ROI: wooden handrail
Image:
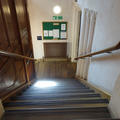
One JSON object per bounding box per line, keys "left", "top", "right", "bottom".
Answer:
{"left": 0, "top": 49, "right": 37, "bottom": 61}
{"left": 75, "top": 42, "right": 120, "bottom": 60}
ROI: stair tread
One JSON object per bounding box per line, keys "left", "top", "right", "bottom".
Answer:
{"left": 5, "top": 103, "right": 108, "bottom": 111}
{"left": 12, "top": 94, "right": 101, "bottom": 101}
{"left": 4, "top": 98, "right": 109, "bottom": 107}
{"left": 9, "top": 97, "right": 103, "bottom": 103}
{"left": 24, "top": 88, "right": 91, "bottom": 92}
{"left": 19, "top": 92, "right": 98, "bottom": 96}
{"left": 3, "top": 111, "right": 111, "bottom": 120}
{"left": 22, "top": 89, "right": 95, "bottom": 94}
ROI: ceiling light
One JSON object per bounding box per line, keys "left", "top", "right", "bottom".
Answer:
{"left": 53, "top": 5, "right": 61, "bottom": 14}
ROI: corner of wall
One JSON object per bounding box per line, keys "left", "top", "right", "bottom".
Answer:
{"left": 108, "top": 74, "right": 120, "bottom": 118}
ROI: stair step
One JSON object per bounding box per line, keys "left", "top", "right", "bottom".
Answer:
{"left": 28, "top": 83, "right": 88, "bottom": 87}
{"left": 8, "top": 97, "right": 102, "bottom": 103}
{"left": 4, "top": 99, "right": 109, "bottom": 107}
{"left": 25, "top": 86, "right": 90, "bottom": 91}
{"left": 18, "top": 92, "right": 100, "bottom": 96}
{"left": 24, "top": 88, "right": 91, "bottom": 93}
{"left": 5, "top": 107, "right": 110, "bottom": 113}
{"left": 22, "top": 89, "right": 95, "bottom": 94}
{"left": 12, "top": 93, "right": 101, "bottom": 100}
{"left": 3, "top": 111, "right": 111, "bottom": 120}
{"left": 5, "top": 103, "right": 108, "bottom": 112}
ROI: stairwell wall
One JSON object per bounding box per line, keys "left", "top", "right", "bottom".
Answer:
{"left": 77, "top": 0, "right": 120, "bottom": 118}
{"left": 27, "top": 0, "right": 73, "bottom": 59}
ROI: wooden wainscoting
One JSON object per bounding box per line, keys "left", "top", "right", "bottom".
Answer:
{"left": 0, "top": 0, "right": 35, "bottom": 99}
{"left": 35, "top": 61, "right": 76, "bottom": 79}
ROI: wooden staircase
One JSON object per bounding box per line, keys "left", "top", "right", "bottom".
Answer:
{"left": 2, "top": 78, "right": 112, "bottom": 120}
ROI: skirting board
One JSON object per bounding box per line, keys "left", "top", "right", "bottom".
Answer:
{"left": 0, "top": 100, "right": 4, "bottom": 119}
{"left": 76, "top": 76, "right": 111, "bottom": 100}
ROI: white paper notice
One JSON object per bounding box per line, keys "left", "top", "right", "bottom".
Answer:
{"left": 61, "top": 24, "right": 66, "bottom": 31}
{"left": 44, "top": 30, "right": 48, "bottom": 37}
{"left": 61, "top": 32, "right": 67, "bottom": 39}
{"left": 53, "top": 29, "right": 59, "bottom": 38}
{"left": 49, "top": 31, "right": 53, "bottom": 37}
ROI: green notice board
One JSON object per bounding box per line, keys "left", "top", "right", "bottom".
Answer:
{"left": 42, "top": 22, "right": 67, "bottom": 40}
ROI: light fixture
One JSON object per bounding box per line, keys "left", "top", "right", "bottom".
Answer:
{"left": 34, "top": 81, "right": 57, "bottom": 88}
{"left": 53, "top": 5, "right": 61, "bottom": 14}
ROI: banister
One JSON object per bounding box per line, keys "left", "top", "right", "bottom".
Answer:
{"left": 75, "top": 42, "right": 120, "bottom": 60}
{"left": 0, "top": 49, "right": 37, "bottom": 61}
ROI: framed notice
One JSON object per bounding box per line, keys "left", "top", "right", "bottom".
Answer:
{"left": 42, "top": 22, "right": 67, "bottom": 40}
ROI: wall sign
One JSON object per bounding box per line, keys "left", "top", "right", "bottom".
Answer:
{"left": 37, "top": 36, "right": 42, "bottom": 40}
{"left": 53, "top": 16, "right": 63, "bottom": 20}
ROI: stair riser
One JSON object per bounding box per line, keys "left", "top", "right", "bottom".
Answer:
{"left": 4, "top": 99, "right": 109, "bottom": 107}
{"left": 22, "top": 90, "right": 95, "bottom": 95}
{"left": 11, "top": 94, "right": 101, "bottom": 100}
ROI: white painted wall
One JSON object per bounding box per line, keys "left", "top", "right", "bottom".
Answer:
{"left": 27, "top": 0, "right": 73, "bottom": 59}
{"left": 109, "top": 75, "right": 120, "bottom": 118}
{"left": 77, "top": 0, "right": 120, "bottom": 118}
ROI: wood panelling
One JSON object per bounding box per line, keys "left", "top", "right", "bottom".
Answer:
{"left": 0, "top": 1, "right": 11, "bottom": 70}
{"left": 14, "top": 0, "right": 32, "bottom": 56}
{"left": 0, "top": 0, "right": 21, "bottom": 53}
{"left": 26, "top": 59, "right": 35, "bottom": 82}
{"left": 14, "top": 0, "right": 35, "bottom": 82}
{"left": 0, "top": 58, "right": 26, "bottom": 98}
{"left": 0, "top": 0, "right": 35, "bottom": 99}
{"left": 0, "top": 9, "right": 10, "bottom": 51}
{"left": 35, "top": 61, "right": 76, "bottom": 79}
{"left": 44, "top": 43, "right": 67, "bottom": 58}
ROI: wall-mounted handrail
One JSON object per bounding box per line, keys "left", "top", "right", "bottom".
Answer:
{"left": 75, "top": 42, "right": 120, "bottom": 60}
{"left": 0, "top": 49, "right": 37, "bottom": 61}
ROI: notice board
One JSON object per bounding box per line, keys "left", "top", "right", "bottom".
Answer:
{"left": 42, "top": 22, "right": 67, "bottom": 40}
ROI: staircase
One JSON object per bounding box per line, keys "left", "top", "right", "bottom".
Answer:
{"left": 2, "top": 78, "right": 112, "bottom": 120}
